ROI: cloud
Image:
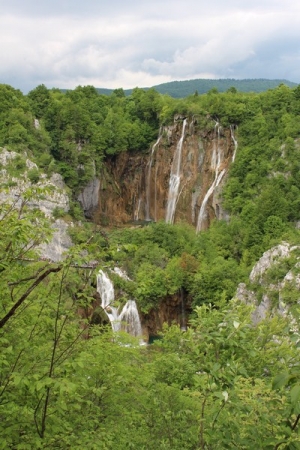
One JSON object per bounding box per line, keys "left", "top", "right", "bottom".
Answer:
{"left": 0, "top": 0, "right": 299, "bottom": 92}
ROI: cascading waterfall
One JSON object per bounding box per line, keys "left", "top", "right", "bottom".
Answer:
{"left": 165, "top": 119, "right": 187, "bottom": 224}
{"left": 134, "top": 197, "right": 142, "bottom": 221}
{"left": 119, "top": 300, "right": 143, "bottom": 337}
{"left": 97, "top": 269, "right": 143, "bottom": 338}
{"left": 196, "top": 123, "right": 226, "bottom": 233}
{"left": 230, "top": 125, "right": 238, "bottom": 162}
{"left": 145, "top": 131, "right": 162, "bottom": 221}
{"left": 97, "top": 270, "right": 120, "bottom": 332}
{"left": 210, "top": 121, "right": 219, "bottom": 170}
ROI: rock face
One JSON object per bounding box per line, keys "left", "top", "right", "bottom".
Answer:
{"left": 249, "top": 243, "right": 295, "bottom": 284}
{"left": 142, "top": 291, "right": 192, "bottom": 340}
{"left": 39, "top": 219, "right": 72, "bottom": 262}
{"left": 0, "top": 149, "right": 69, "bottom": 216}
{"left": 79, "top": 117, "right": 236, "bottom": 230}
{"left": 0, "top": 147, "right": 72, "bottom": 261}
{"left": 236, "top": 242, "right": 300, "bottom": 324}
{"left": 78, "top": 178, "right": 100, "bottom": 219}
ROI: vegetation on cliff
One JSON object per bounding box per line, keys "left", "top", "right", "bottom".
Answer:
{"left": 1, "top": 199, "right": 300, "bottom": 448}
{"left": 1, "top": 81, "right": 300, "bottom": 310}
{"left": 1, "top": 81, "right": 300, "bottom": 447}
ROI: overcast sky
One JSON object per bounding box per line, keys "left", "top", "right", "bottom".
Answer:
{"left": 1, "top": 0, "right": 300, "bottom": 93}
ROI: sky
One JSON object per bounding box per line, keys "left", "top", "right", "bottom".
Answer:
{"left": 1, "top": 0, "right": 300, "bottom": 93}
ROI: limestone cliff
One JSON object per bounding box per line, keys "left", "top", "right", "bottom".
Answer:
{"left": 141, "top": 290, "right": 193, "bottom": 340}
{"left": 0, "top": 148, "right": 72, "bottom": 261}
{"left": 236, "top": 242, "right": 300, "bottom": 325}
{"left": 79, "top": 116, "right": 236, "bottom": 230}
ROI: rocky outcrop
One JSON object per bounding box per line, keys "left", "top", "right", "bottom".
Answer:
{"left": 0, "top": 147, "right": 72, "bottom": 261}
{"left": 236, "top": 242, "right": 300, "bottom": 324}
{"left": 79, "top": 116, "right": 236, "bottom": 230}
{"left": 39, "top": 219, "right": 73, "bottom": 262}
{"left": 249, "top": 243, "right": 296, "bottom": 284}
{"left": 142, "top": 291, "right": 192, "bottom": 340}
{"left": 78, "top": 178, "right": 100, "bottom": 219}
{"left": 0, "top": 149, "right": 69, "bottom": 216}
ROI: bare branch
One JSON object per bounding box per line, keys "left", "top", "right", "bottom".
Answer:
{"left": 0, "top": 266, "right": 61, "bottom": 329}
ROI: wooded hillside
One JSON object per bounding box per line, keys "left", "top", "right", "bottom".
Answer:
{"left": 1, "top": 82, "right": 300, "bottom": 448}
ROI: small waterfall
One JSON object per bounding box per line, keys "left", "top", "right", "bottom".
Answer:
{"left": 210, "top": 121, "right": 219, "bottom": 170}
{"left": 119, "top": 300, "right": 143, "bottom": 337}
{"left": 112, "top": 266, "right": 130, "bottom": 280}
{"left": 134, "top": 197, "right": 142, "bottom": 221}
{"left": 97, "top": 269, "right": 143, "bottom": 338}
{"left": 196, "top": 123, "right": 226, "bottom": 232}
{"left": 97, "top": 270, "right": 120, "bottom": 332}
{"left": 145, "top": 131, "right": 162, "bottom": 221}
{"left": 165, "top": 119, "right": 187, "bottom": 224}
{"left": 230, "top": 125, "right": 238, "bottom": 162}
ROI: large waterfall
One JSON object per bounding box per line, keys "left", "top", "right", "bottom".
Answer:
{"left": 95, "top": 116, "right": 235, "bottom": 230}
{"left": 145, "top": 131, "right": 162, "bottom": 221}
{"left": 97, "top": 269, "right": 143, "bottom": 338}
{"left": 165, "top": 119, "right": 187, "bottom": 224}
{"left": 196, "top": 123, "right": 226, "bottom": 232}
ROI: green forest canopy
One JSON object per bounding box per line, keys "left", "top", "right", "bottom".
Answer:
{"left": 1, "top": 199, "right": 300, "bottom": 448}
{"left": 1, "top": 81, "right": 300, "bottom": 447}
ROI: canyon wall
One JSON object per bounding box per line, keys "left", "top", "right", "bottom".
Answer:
{"left": 80, "top": 116, "right": 236, "bottom": 230}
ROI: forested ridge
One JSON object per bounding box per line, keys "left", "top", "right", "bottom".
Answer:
{"left": 77, "top": 78, "right": 297, "bottom": 98}
{"left": 1, "top": 82, "right": 300, "bottom": 448}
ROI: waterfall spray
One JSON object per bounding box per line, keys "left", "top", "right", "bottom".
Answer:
{"left": 196, "top": 123, "right": 226, "bottom": 232}
{"left": 145, "top": 131, "right": 162, "bottom": 221}
{"left": 165, "top": 119, "right": 187, "bottom": 224}
{"left": 230, "top": 125, "right": 238, "bottom": 163}
{"left": 97, "top": 269, "right": 143, "bottom": 338}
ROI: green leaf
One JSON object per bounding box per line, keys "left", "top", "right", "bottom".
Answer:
{"left": 290, "top": 384, "right": 300, "bottom": 409}
{"left": 272, "top": 371, "right": 290, "bottom": 390}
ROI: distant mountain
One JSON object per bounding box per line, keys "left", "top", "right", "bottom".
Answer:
{"left": 94, "top": 78, "right": 298, "bottom": 98}
{"left": 151, "top": 78, "right": 298, "bottom": 97}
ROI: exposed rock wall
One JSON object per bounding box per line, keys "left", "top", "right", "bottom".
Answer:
{"left": 78, "top": 178, "right": 100, "bottom": 219}
{"left": 141, "top": 291, "right": 192, "bottom": 340}
{"left": 80, "top": 117, "right": 236, "bottom": 230}
{"left": 236, "top": 242, "right": 300, "bottom": 324}
{"left": 0, "top": 147, "right": 72, "bottom": 261}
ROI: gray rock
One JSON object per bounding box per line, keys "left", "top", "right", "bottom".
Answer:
{"left": 0, "top": 148, "right": 72, "bottom": 262}
{"left": 236, "top": 242, "right": 300, "bottom": 325}
{"left": 39, "top": 219, "right": 73, "bottom": 262}
{"left": 78, "top": 178, "right": 100, "bottom": 218}
{"left": 249, "top": 243, "right": 293, "bottom": 283}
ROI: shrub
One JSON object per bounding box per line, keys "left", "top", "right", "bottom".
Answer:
{"left": 27, "top": 167, "right": 40, "bottom": 184}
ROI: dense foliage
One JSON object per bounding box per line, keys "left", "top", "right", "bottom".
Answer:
{"left": 1, "top": 198, "right": 300, "bottom": 449}
{"left": 1, "top": 81, "right": 300, "bottom": 307}
{"left": 1, "top": 81, "right": 300, "bottom": 447}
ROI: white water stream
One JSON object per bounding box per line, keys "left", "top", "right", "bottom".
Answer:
{"left": 165, "top": 119, "right": 187, "bottom": 224}
{"left": 134, "top": 197, "right": 142, "bottom": 222}
{"left": 196, "top": 123, "right": 226, "bottom": 232}
{"left": 230, "top": 125, "right": 238, "bottom": 163}
{"left": 145, "top": 132, "right": 162, "bottom": 221}
{"left": 97, "top": 269, "right": 143, "bottom": 338}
